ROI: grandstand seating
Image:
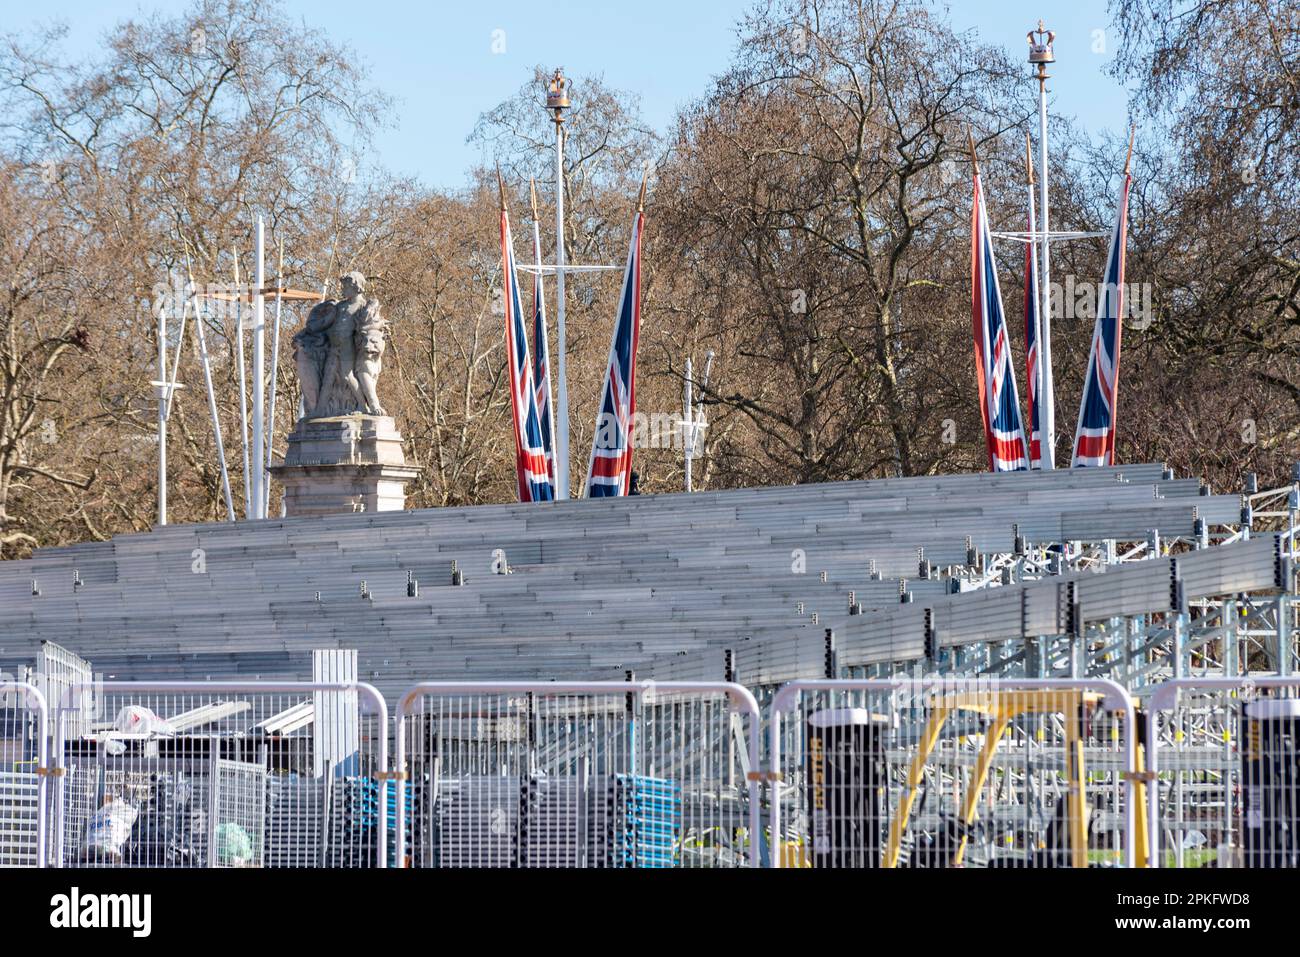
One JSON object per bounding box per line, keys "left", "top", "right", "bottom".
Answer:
{"left": 0, "top": 463, "right": 1272, "bottom": 702}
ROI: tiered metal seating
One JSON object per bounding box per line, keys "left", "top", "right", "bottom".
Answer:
{"left": 0, "top": 464, "right": 1262, "bottom": 699}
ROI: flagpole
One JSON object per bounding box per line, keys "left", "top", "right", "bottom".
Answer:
{"left": 1114, "top": 127, "right": 1136, "bottom": 467}
{"left": 684, "top": 356, "right": 693, "bottom": 492}
{"left": 1068, "top": 134, "right": 1134, "bottom": 469}
{"left": 232, "top": 249, "right": 252, "bottom": 516}
{"left": 1025, "top": 131, "right": 1043, "bottom": 469}
{"left": 682, "top": 349, "right": 713, "bottom": 492}
{"left": 967, "top": 130, "right": 994, "bottom": 471}
{"left": 156, "top": 303, "right": 168, "bottom": 526}
{"left": 546, "top": 69, "right": 571, "bottom": 499}
{"left": 185, "top": 247, "right": 236, "bottom": 522}
{"left": 264, "top": 235, "right": 285, "bottom": 518}
{"left": 582, "top": 172, "right": 648, "bottom": 497}
{"left": 1030, "top": 22, "right": 1057, "bottom": 469}
{"left": 151, "top": 294, "right": 188, "bottom": 524}
{"left": 498, "top": 168, "right": 523, "bottom": 502}
{"left": 252, "top": 215, "right": 266, "bottom": 519}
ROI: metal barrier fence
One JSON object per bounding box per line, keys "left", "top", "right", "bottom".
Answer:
{"left": 1147, "top": 677, "right": 1300, "bottom": 868}
{"left": 49, "top": 681, "right": 388, "bottom": 868}
{"left": 395, "top": 681, "right": 762, "bottom": 868}
{"left": 768, "top": 678, "right": 1138, "bottom": 868}
{"left": 12, "top": 674, "right": 1300, "bottom": 869}
{"left": 0, "top": 682, "right": 49, "bottom": 868}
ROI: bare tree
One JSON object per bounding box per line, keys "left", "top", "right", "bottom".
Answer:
{"left": 651, "top": 0, "right": 1030, "bottom": 483}
{"left": 1106, "top": 0, "right": 1300, "bottom": 486}
{"left": 0, "top": 0, "right": 391, "bottom": 545}
{"left": 0, "top": 164, "right": 98, "bottom": 551}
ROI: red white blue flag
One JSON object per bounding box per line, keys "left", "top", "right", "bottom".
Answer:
{"left": 1071, "top": 172, "right": 1131, "bottom": 468}
{"left": 530, "top": 205, "right": 557, "bottom": 485}
{"left": 971, "top": 171, "right": 1029, "bottom": 471}
{"left": 500, "top": 193, "right": 555, "bottom": 502}
{"left": 584, "top": 196, "right": 644, "bottom": 497}
{"left": 1024, "top": 185, "right": 1044, "bottom": 469}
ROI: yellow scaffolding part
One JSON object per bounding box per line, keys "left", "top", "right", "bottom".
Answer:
{"left": 883, "top": 690, "right": 1104, "bottom": 869}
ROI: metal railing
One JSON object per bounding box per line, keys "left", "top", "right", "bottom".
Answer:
{"left": 1146, "top": 676, "right": 1300, "bottom": 868}
{"left": 768, "top": 678, "right": 1138, "bottom": 868}
{"left": 49, "top": 681, "right": 388, "bottom": 868}
{"left": 394, "top": 681, "right": 761, "bottom": 868}
{"left": 9, "top": 673, "right": 1300, "bottom": 868}
{"left": 0, "top": 681, "right": 49, "bottom": 868}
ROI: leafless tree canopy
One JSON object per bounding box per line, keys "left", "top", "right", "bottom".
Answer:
{"left": 0, "top": 0, "right": 1294, "bottom": 556}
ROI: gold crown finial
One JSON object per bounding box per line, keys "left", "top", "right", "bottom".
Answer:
{"left": 1028, "top": 22, "right": 1055, "bottom": 71}
{"left": 546, "top": 68, "right": 570, "bottom": 123}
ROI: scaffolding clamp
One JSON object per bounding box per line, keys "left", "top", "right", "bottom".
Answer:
{"left": 746, "top": 771, "right": 782, "bottom": 782}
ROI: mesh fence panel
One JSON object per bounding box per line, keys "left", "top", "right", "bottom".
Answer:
{"left": 770, "top": 679, "right": 1135, "bottom": 868}
{"left": 398, "top": 683, "right": 757, "bottom": 868}
{"left": 0, "top": 683, "right": 47, "bottom": 868}
{"left": 1151, "top": 679, "right": 1300, "bottom": 868}
{"left": 51, "top": 683, "right": 386, "bottom": 869}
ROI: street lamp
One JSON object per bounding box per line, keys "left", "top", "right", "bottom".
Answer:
{"left": 1027, "top": 21, "right": 1057, "bottom": 469}
{"left": 546, "top": 69, "right": 573, "bottom": 498}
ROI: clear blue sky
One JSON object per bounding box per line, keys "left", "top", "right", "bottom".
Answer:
{"left": 15, "top": 1, "right": 1131, "bottom": 189}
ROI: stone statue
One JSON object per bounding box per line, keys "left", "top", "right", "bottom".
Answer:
{"left": 294, "top": 271, "right": 388, "bottom": 418}
{"left": 275, "top": 271, "right": 415, "bottom": 517}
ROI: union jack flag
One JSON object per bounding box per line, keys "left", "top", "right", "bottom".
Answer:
{"left": 530, "top": 207, "right": 557, "bottom": 484}
{"left": 500, "top": 195, "right": 555, "bottom": 502}
{"left": 584, "top": 199, "right": 644, "bottom": 497}
{"left": 1071, "top": 172, "right": 1131, "bottom": 468}
{"left": 1024, "top": 185, "right": 1044, "bottom": 469}
{"left": 971, "top": 172, "right": 1029, "bottom": 471}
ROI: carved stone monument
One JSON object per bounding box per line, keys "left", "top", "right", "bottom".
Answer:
{"left": 270, "top": 272, "right": 419, "bottom": 516}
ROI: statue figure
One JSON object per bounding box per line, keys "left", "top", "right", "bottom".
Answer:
{"left": 294, "top": 300, "right": 333, "bottom": 415}
{"left": 354, "top": 299, "right": 388, "bottom": 416}
{"left": 293, "top": 271, "right": 388, "bottom": 418}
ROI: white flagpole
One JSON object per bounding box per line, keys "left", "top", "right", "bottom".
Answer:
{"left": 553, "top": 119, "right": 569, "bottom": 499}
{"left": 1026, "top": 133, "right": 1043, "bottom": 469}
{"left": 697, "top": 350, "right": 713, "bottom": 485}
{"left": 252, "top": 216, "right": 266, "bottom": 520}
{"left": 156, "top": 304, "right": 168, "bottom": 526}
{"left": 166, "top": 287, "right": 187, "bottom": 412}
{"left": 185, "top": 251, "right": 236, "bottom": 521}
{"left": 1030, "top": 22, "right": 1057, "bottom": 470}
{"left": 582, "top": 175, "right": 647, "bottom": 498}
{"left": 683, "top": 356, "right": 693, "bottom": 492}
{"left": 547, "top": 69, "right": 571, "bottom": 499}
{"left": 264, "top": 236, "right": 285, "bottom": 517}
{"left": 232, "top": 249, "right": 252, "bottom": 517}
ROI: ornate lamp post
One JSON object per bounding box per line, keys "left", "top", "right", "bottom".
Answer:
{"left": 1028, "top": 22, "right": 1057, "bottom": 468}
{"left": 546, "top": 69, "right": 572, "bottom": 498}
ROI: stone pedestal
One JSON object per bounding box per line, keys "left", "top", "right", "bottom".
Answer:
{"left": 270, "top": 415, "right": 420, "bottom": 517}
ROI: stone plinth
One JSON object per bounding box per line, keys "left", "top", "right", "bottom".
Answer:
{"left": 270, "top": 415, "right": 420, "bottom": 517}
